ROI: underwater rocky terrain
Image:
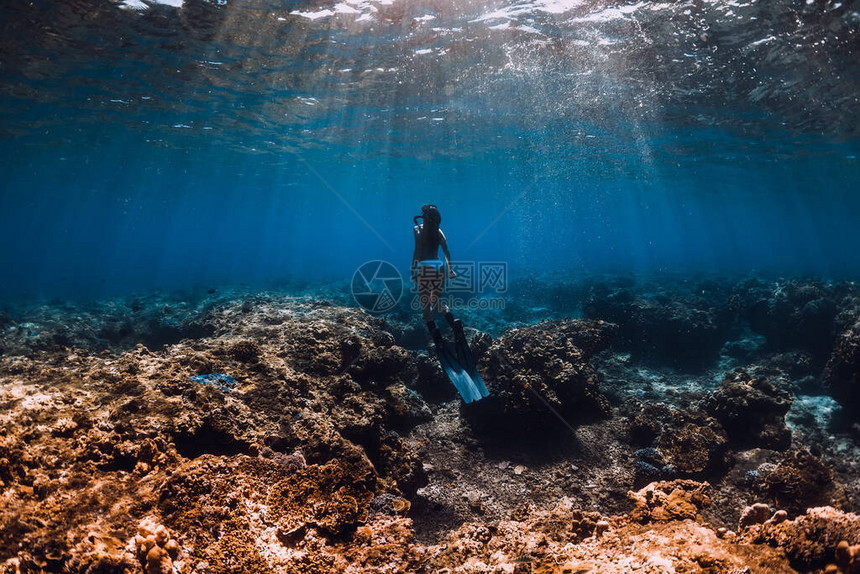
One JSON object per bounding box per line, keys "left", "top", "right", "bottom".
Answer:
{"left": 1, "top": 276, "right": 860, "bottom": 573}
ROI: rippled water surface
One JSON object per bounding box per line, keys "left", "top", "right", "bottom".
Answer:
{"left": 1, "top": 0, "right": 858, "bottom": 298}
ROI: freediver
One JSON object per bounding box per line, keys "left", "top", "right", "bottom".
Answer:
{"left": 412, "top": 204, "right": 456, "bottom": 329}
{"left": 411, "top": 204, "right": 489, "bottom": 403}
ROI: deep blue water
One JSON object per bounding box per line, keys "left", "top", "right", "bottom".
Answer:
{"left": 1, "top": 0, "right": 859, "bottom": 301}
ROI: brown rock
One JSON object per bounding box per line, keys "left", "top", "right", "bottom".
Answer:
{"left": 739, "top": 503, "right": 772, "bottom": 529}
{"left": 145, "top": 545, "right": 172, "bottom": 574}
{"left": 628, "top": 480, "right": 712, "bottom": 523}
{"left": 742, "top": 506, "right": 860, "bottom": 570}
{"left": 835, "top": 539, "right": 860, "bottom": 574}
{"left": 466, "top": 319, "right": 616, "bottom": 438}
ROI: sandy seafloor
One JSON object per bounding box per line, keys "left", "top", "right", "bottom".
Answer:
{"left": 1, "top": 274, "right": 859, "bottom": 573}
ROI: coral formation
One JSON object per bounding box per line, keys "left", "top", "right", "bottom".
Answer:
{"left": 465, "top": 319, "right": 616, "bottom": 437}
{"left": 627, "top": 479, "right": 712, "bottom": 523}
{"left": 624, "top": 402, "right": 729, "bottom": 480}
{"left": 736, "top": 279, "right": 841, "bottom": 362}
{"left": 742, "top": 506, "right": 860, "bottom": 572}
{"left": 823, "top": 317, "right": 860, "bottom": 420}
{"left": 658, "top": 421, "right": 728, "bottom": 476}
{"left": 704, "top": 369, "right": 793, "bottom": 450}
{"left": 584, "top": 280, "right": 735, "bottom": 369}
{"left": 133, "top": 516, "right": 181, "bottom": 574}
{"left": 751, "top": 448, "right": 840, "bottom": 514}
{"left": 739, "top": 502, "right": 774, "bottom": 528}
{"left": 1, "top": 281, "right": 859, "bottom": 573}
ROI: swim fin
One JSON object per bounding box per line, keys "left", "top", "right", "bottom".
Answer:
{"left": 452, "top": 320, "right": 490, "bottom": 399}
{"left": 432, "top": 329, "right": 485, "bottom": 403}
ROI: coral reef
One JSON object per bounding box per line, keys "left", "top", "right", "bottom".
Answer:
{"left": 742, "top": 506, "right": 860, "bottom": 572}
{"left": 584, "top": 279, "right": 735, "bottom": 369}
{"left": 0, "top": 293, "right": 217, "bottom": 357}
{"left": 624, "top": 402, "right": 729, "bottom": 481}
{"left": 581, "top": 276, "right": 860, "bottom": 375}
{"left": 823, "top": 317, "right": 860, "bottom": 421}
{"left": 0, "top": 295, "right": 429, "bottom": 572}
{"left": 1, "top": 279, "right": 859, "bottom": 573}
{"left": 749, "top": 448, "right": 841, "bottom": 515}
{"left": 703, "top": 369, "right": 793, "bottom": 451}
{"left": 464, "top": 319, "right": 616, "bottom": 438}
{"left": 627, "top": 479, "right": 712, "bottom": 523}
{"left": 735, "top": 279, "right": 842, "bottom": 362}
{"left": 422, "top": 497, "right": 795, "bottom": 573}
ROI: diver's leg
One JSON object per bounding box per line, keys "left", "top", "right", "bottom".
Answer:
{"left": 425, "top": 318, "right": 439, "bottom": 337}
{"left": 425, "top": 268, "right": 457, "bottom": 327}
{"left": 416, "top": 267, "right": 436, "bottom": 324}
{"left": 436, "top": 282, "right": 455, "bottom": 327}
{"left": 425, "top": 268, "right": 453, "bottom": 347}
{"left": 425, "top": 319, "right": 448, "bottom": 357}
{"left": 421, "top": 295, "right": 434, "bottom": 324}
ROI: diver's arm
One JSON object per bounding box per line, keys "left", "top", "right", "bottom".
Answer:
{"left": 411, "top": 225, "right": 421, "bottom": 280}
{"left": 439, "top": 230, "right": 456, "bottom": 279}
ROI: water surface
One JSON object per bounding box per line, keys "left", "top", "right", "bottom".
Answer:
{"left": 1, "top": 0, "right": 858, "bottom": 299}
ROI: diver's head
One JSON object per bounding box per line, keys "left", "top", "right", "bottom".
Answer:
{"left": 421, "top": 204, "right": 441, "bottom": 225}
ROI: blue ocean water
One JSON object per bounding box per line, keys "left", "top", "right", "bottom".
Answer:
{"left": 1, "top": 0, "right": 858, "bottom": 301}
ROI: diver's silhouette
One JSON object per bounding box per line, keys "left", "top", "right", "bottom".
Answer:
{"left": 412, "top": 204, "right": 488, "bottom": 403}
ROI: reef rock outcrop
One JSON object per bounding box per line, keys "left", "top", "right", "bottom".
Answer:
{"left": 585, "top": 281, "right": 735, "bottom": 369}
{"left": 703, "top": 369, "right": 793, "bottom": 451}
{"left": 628, "top": 479, "right": 712, "bottom": 523}
{"left": 735, "top": 279, "right": 841, "bottom": 361}
{"left": 823, "top": 317, "right": 860, "bottom": 420}
{"left": 748, "top": 448, "right": 841, "bottom": 514}
{"left": 742, "top": 506, "right": 860, "bottom": 572}
{"left": 626, "top": 402, "right": 729, "bottom": 481}
{"left": 0, "top": 295, "right": 431, "bottom": 572}
{"left": 464, "top": 319, "right": 616, "bottom": 437}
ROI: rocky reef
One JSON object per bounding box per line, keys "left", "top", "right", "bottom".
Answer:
{"left": 464, "top": 319, "right": 616, "bottom": 438}
{"left": 1, "top": 276, "right": 859, "bottom": 573}
{"left": 704, "top": 370, "right": 793, "bottom": 451}
{"left": 0, "top": 295, "right": 427, "bottom": 572}
{"left": 584, "top": 278, "right": 735, "bottom": 369}
{"left": 824, "top": 317, "right": 860, "bottom": 424}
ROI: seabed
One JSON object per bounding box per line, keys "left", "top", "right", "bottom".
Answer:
{"left": 1, "top": 275, "right": 859, "bottom": 573}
